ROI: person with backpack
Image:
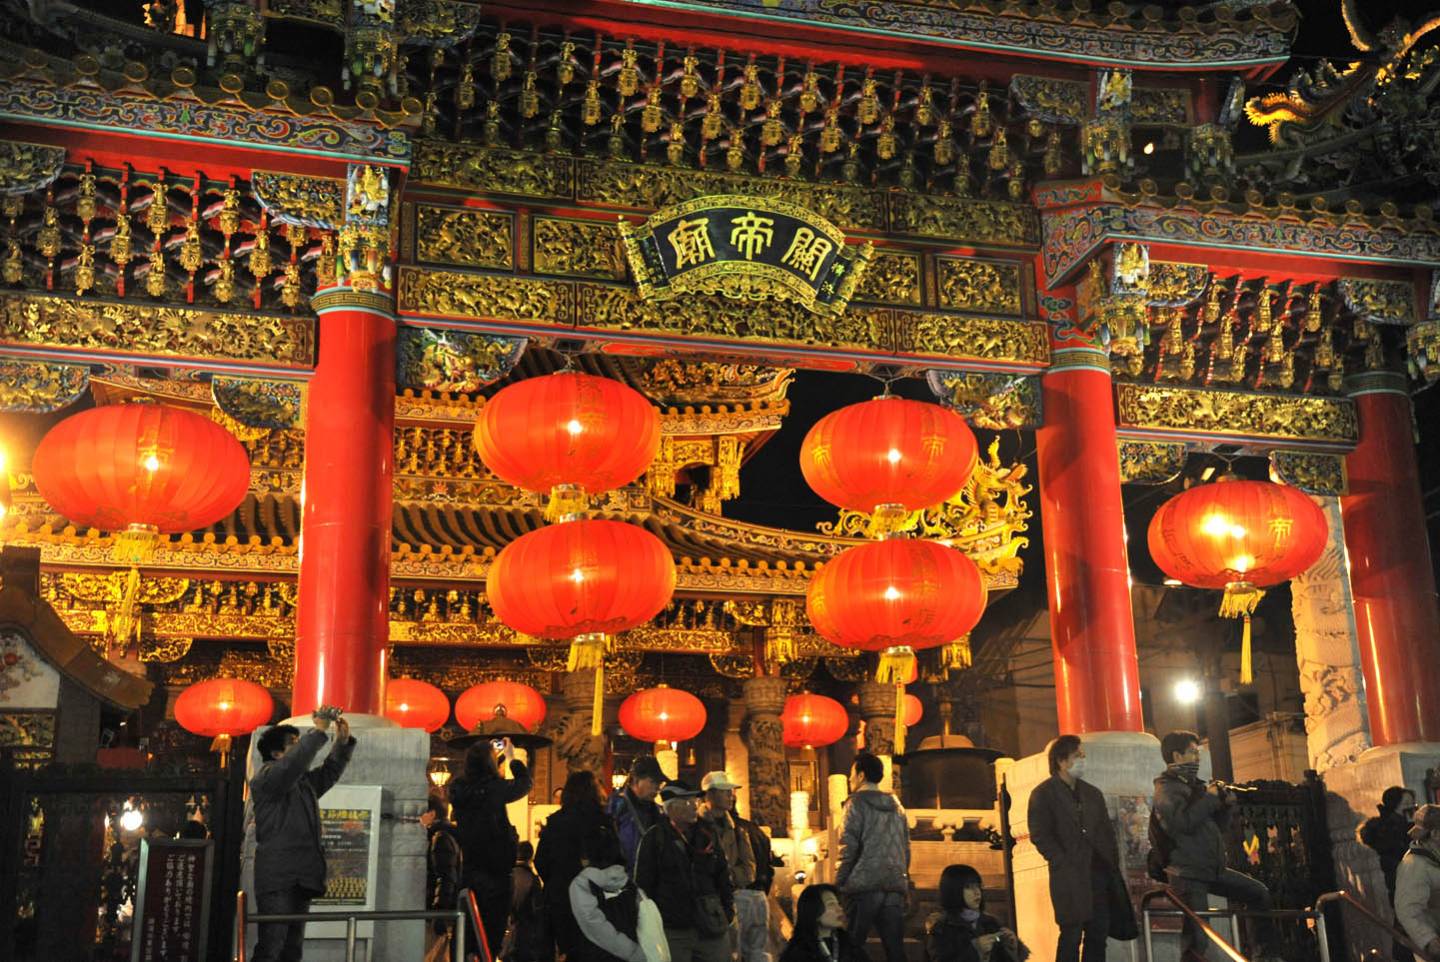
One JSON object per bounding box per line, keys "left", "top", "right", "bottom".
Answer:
{"left": 635, "top": 780, "right": 734, "bottom": 962}
{"left": 570, "top": 830, "right": 650, "bottom": 962}
{"left": 1394, "top": 804, "right": 1440, "bottom": 960}
{"left": 538, "top": 771, "right": 618, "bottom": 960}
{"left": 1027, "top": 735, "right": 1132, "bottom": 962}
{"left": 449, "top": 739, "right": 534, "bottom": 955}
{"left": 1151, "top": 730, "right": 1273, "bottom": 961}
{"left": 607, "top": 755, "right": 666, "bottom": 873}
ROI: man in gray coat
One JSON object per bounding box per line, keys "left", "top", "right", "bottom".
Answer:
{"left": 1394, "top": 804, "right": 1440, "bottom": 959}
{"left": 836, "top": 752, "right": 909, "bottom": 962}
{"left": 1151, "top": 730, "right": 1271, "bottom": 960}
{"left": 250, "top": 713, "right": 356, "bottom": 962}
{"left": 1028, "top": 734, "right": 1127, "bottom": 962}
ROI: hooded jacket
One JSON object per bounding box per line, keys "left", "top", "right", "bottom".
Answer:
{"left": 1360, "top": 806, "right": 1414, "bottom": 895}
{"left": 836, "top": 789, "right": 910, "bottom": 895}
{"left": 537, "top": 805, "right": 618, "bottom": 955}
{"left": 1395, "top": 843, "right": 1440, "bottom": 951}
{"left": 250, "top": 728, "right": 356, "bottom": 896}
{"left": 570, "top": 865, "right": 646, "bottom": 962}
{"left": 1151, "top": 764, "right": 1229, "bottom": 881}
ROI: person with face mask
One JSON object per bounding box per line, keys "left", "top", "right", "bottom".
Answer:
{"left": 1027, "top": 735, "right": 1132, "bottom": 962}
{"left": 1152, "top": 730, "right": 1273, "bottom": 961}
{"left": 1394, "top": 804, "right": 1440, "bottom": 960}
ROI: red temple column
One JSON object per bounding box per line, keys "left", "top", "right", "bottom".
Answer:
{"left": 1036, "top": 348, "right": 1144, "bottom": 733}
{"left": 1341, "top": 371, "right": 1440, "bottom": 746}
{"left": 292, "top": 286, "right": 396, "bottom": 716}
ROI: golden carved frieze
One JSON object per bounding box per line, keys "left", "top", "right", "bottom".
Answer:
{"left": 1269, "top": 449, "right": 1348, "bottom": 496}
{"left": 533, "top": 216, "right": 627, "bottom": 279}
{"left": 853, "top": 251, "right": 922, "bottom": 306}
{"left": 412, "top": 141, "right": 573, "bottom": 197}
{"left": 414, "top": 206, "right": 515, "bottom": 270}
{"left": 889, "top": 194, "right": 1039, "bottom": 247}
{"left": 397, "top": 267, "right": 574, "bottom": 324}
{"left": 1115, "top": 383, "right": 1359, "bottom": 446}
{"left": 936, "top": 258, "right": 1022, "bottom": 316}
{"left": 0, "top": 293, "right": 315, "bottom": 370}
{"left": 1117, "top": 440, "right": 1187, "bottom": 484}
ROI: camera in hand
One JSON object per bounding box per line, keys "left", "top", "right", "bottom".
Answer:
{"left": 313, "top": 705, "right": 344, "bottom": 723}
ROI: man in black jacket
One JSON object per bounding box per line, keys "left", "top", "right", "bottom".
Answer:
{"left": 250, "top": 713, "right": 356, "bottom": 962}
{"left": 635, "top": 780, "right": 733, "bottom": 962}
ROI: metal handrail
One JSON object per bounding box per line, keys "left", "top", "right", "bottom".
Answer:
{"left": 233, "top": 890, "right": 467, "bottom": 962}
{"left": 1315, "top": 890, "right": 1440, "bottom": 961}
{"left": 464, "top": 887, "right": 493, "bottom": 962}
{"left": 1141, "top": 886, "right": 1252, "bottom": 962}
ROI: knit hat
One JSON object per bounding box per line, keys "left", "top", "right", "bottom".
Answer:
{"left": 1409, "top": 803, "right": 1440, "bottom": 841}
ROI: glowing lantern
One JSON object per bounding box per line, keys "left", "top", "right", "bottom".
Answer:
{"left": 781, "top": 694, "right": 849, "bottom": 749}
{"left": 488, "top": 519, "right": 675, "bottom": 735}
{"left": 619, "top": 686, "right": 706, "bottom": 745}
{"left": 1148, "top": 477, "right": 1327, "bottom": 683}
{"left": 807, "top": 538, "right": 985, "bottom": 752}
{"left": 32, "top": 404, "right": 250, "bottom": 649}
{"left": 474, "top": 371, "right": 661, "bottom": 520}
{"left": 903, "top": 693, "right": 923, "bottom": 728}
{"left": 800, "top": 395, "right": 977, "bottom": 535}
{"left": 174, "top": 678, "right": 273, "bottom": 767}
{"left": 385, "top": 678, "right": 451, "bottom": 732}
{"left": 457, "top": 680, "right": 547, "bottom": 733}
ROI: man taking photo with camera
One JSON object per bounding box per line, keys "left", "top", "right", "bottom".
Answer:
{"left": 1151, "top": 730, "right": 1276, "bottom": 961}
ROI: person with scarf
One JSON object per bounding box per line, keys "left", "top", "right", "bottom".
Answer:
{"left": 924, "top": 864, "right": 1028, "bottom": 962}
{"left": 779, "top": 885, "right": 864, "bottom": 962}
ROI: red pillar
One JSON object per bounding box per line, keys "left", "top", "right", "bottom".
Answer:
{"left": 1036, "top": 349, "right": 1144, "bottom": 733}
{"left": 1340, "top": 372, "right": 1440, "bottom": 746}
{"left": 293, "top": 287, "right": 396, "bottom": 716}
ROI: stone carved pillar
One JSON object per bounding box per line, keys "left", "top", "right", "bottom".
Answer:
{"left": 858, "top": 681, "right": 901, "bottom": 794}
{"left": 743, "top": 677, "right": 788, "bottom": 834}
{"left": 553, "top": 669, "right": 607, "bottom": 776}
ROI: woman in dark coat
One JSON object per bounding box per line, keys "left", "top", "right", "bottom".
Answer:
{"left": 924, "top": 864, "right": 1029, "bottom": 962}
{"left": 536, "top": 771, "right": 617, "bottom": 959}
{"left": 780, "top": 884, "right": 866, "bottom": 962}
{"left": 449, "top": 741, "right": 534, "bottom": 956}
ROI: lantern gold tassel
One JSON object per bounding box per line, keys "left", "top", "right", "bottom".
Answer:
{"left": 1220, "top": 582, "right": 1264, "bottom": 686}
{"left": 546, "top": 483, "right": 589, "bottom": 523}
{"left": 866, "top": 503, "right": 912, "bottom": 540}
{"left": 210, "top": 733, "right": 232, "bottom": 770}
{"left": 941, "top": 636, "right": 972, "bottom": 672}
{"left": 876, "top": 646, "right": 916, "bottom": 756}
{"left": 109, "top": 523, "right": 160, "bottom": 653}
{"left": 568, "top": 633, "right": 608, "bottom": 736}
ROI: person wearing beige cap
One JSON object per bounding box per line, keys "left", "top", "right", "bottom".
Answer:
{"left": 701, "top": 772, "right": 769, "bottom": 962}
{"left": 1394, "top": 803, "right": 1440, "bottom": 958}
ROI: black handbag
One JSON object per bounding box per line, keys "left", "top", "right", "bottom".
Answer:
{"left": 1106, "top": 867, "right": 1139, "bottom": 941}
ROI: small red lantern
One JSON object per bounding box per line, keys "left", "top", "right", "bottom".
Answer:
{"left": 474, "top": 372, "right": 661, "bottom": 519}
{"left": 175, "top": 678, "right": 273, "bottom": 767}
{"left": 619, "top": 686, "right": 706, "bottom": 745}
{"left": 385, "top": 678, "right": 451, "bottom": 732}
{"left": 903, "top": 693, "right": 923, "bottom": 728}
{"left": 457, "top": 680, "right": 547, "bottom": 733}
{"left": 800, "top": 396, "right": 977, "bottom": 535}
{"left": 782, "top": 694, "right": 849, "bottom": 749}
{"left": 1148, "top": 478, "right": 1327, "bottom": 683}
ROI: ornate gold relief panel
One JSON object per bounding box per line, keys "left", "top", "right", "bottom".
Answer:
{"left": 413, "top": 206, "right": 515, "bottom": 270}
{"left": 1115, "top": 383, "right": 1358, "bottom": 445}
{"left": 533, "top": 216, "right": 627, "bottom": 280}
{"left": 935, "top": 257, "right": 1022, "bottom": 316}
{"left": 853, "top": 251, "right": 922, "bottom": 306}
{"left": 397, "top": 267, "right": 574, "bottom": 324}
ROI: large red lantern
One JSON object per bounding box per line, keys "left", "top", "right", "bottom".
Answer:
{"left": 1148, "top": 477, "right": 1327, "bottom": 683}
{"left": 903, "top": 693, "right": 923, "bottom": 728}
{"left": 475, "top": 372, "right": 662, "bottom": 519}
{"left": 385, "top": 678, "right": 451, "bottom": 732}
{"left": 808, "top": 537, "right": 984, "bottom": 752}
{"left": 175, "top": 678, "right": 273, "bottom": 767}
{"left": 782, "top": 694, "right": 849, "bottom": 749}
{"left": 33, "top": 403, "right": 251, "bottom": 647}
{"left": 800, "top": 396, "right": 977, "bottom": 535}
{"left": 619, "top": 686, "right": 707, "bottom": 745}
{"left": 456, "top": 680, "right": 547, "bottom": 733}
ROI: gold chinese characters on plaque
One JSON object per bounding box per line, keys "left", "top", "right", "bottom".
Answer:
{"left": 619, "top": 194, "right": 873, "bottom": 317}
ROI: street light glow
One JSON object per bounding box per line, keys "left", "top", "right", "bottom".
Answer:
{"left": 1174, "top": 679, "right": 1202, "bottom": 705}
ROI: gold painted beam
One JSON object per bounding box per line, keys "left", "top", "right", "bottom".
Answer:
{"left": 1114, "top": 382, "right": 1358, "bottom": 448}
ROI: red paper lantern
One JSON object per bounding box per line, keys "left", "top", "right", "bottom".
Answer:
{"left": 619, "top": 686, "right": 706, "bottom": 744}
{"left": 487, "top": 520, "right": 676, "bottom": 638}
{"left": 474, "top": 372, "right": 661, "bottom": 516}
{"left": 457, "top": 680, "right": 547, "bottom": 733}
{"left": 800, "top": 396, "right": 977, "bottom": 529}
{"left": 806, "top": 539, "right": 986, "bottom": 653}
{"left": 174, "top": 678, "right": 273, "bottom": 738}
{"left": 782, "top": 694, "right": 849, "bottom": 749}
{"left": 33, "top": 403, "right": 252, "bottom": 538}
{"left": 385, "top": 678, "right": 451, "bottom": 732}
{"left": 903, "top": 693, "right": 923, "bottom": 728}
{"left": 1148, "top": 478, "right": 1327, "bottom": 682}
